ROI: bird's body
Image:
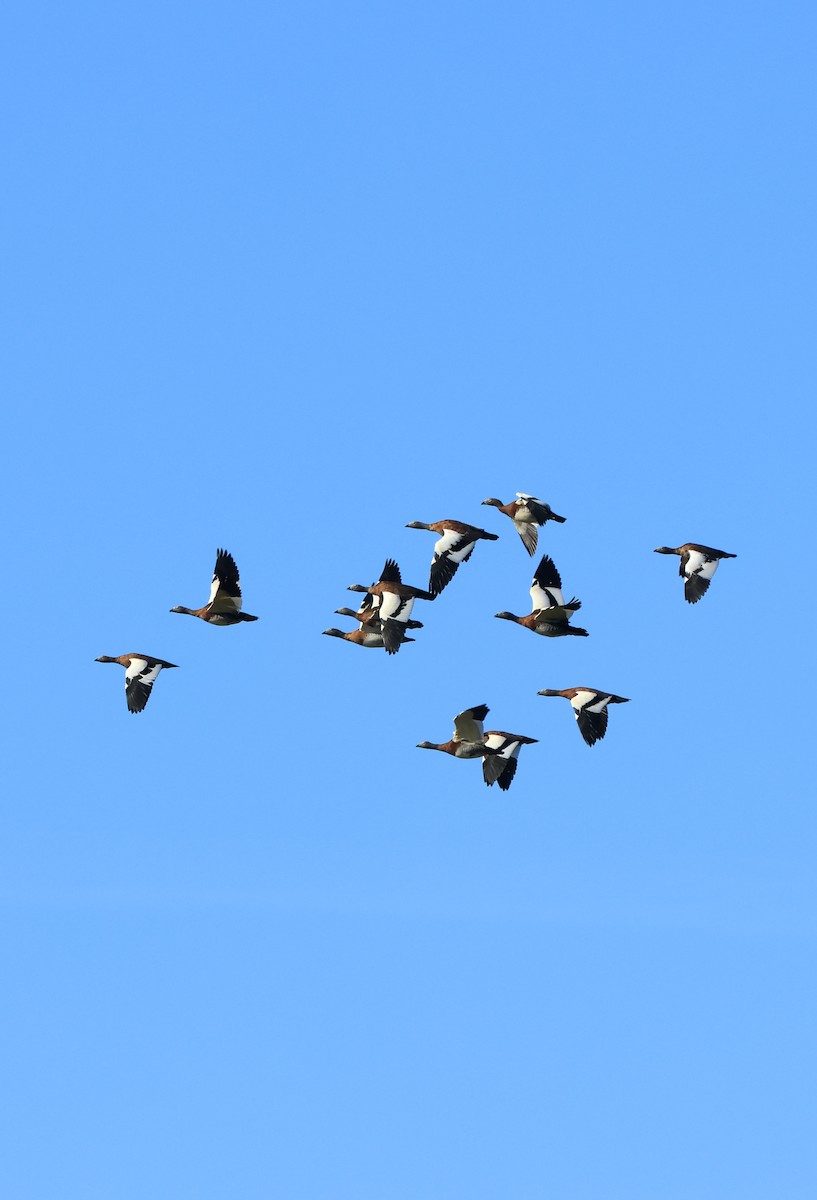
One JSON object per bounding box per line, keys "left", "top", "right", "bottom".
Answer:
{"left": 418, "top": 738, "right": 488, "bottom": 759}
{"left": 171, "top": 548, "right": 258, "bottom": 624}
{"left": 406, "top": 520, "right": 498, "bottom": 597}
{"left": 322, "top": 626, "right": 414, "bottom": 649}
{"left": 654, "top": 543, "right": 736, "bottom": 604}
{"left": 495, "top": 611, "right": 589, "bottom": 637}
{"left": 482, "top": 493, "right": 566, "bottom": 555}
{"left": 537, "top": 687, "right": 629, "bottom": 746}
{"left": 95, "top": 654, "right": 178, "bottom": 713}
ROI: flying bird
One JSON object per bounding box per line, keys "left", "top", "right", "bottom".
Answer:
{"left": 495, "top": 554, "right": 587, "bottom": 637}
{"left": 417, "top": 704, "right": 503, "bottom": 760}
{"left": 654, "top": 543, "right": 736, "bottom": 604}
{"left": 537, "top": 687, "right": 630, "bottom": 746}
{"left": 322, "top": 625, "right": 415, "bottom": 650}
{"left": 170, "top": 548, "right": 259, "bottom": 624}
{"left": 481, "top": 731, "right": 538, "bottom": 790}
{"left": 95, "top": 654, "right": 178, "bottom": 714}
{"left": 323, "top": 604, "right": 421, "bottom": 650}
{"left": 405, "top": 519, "right": 498, "bottom": 597}
{"left": 347, "top": 558, "right": 433, "bottom": 655}
{"left": 482, "top": 493, "right": 566, "bottom": 555}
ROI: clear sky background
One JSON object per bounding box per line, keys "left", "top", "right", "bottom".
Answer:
{"left": 2, "top": 2, "right": 815, "bottom": 1196}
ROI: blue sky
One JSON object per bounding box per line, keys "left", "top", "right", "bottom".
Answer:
{"left": 2, "top": 1, "right": 815, "bottom": 1196}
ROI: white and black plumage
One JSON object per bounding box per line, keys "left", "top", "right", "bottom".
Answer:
{"left": 654, "top": 543, "right": 737, "bottom": 605}
{"left": 347, "top": 559, "right": 434, "bottom": 655}
{"left": 482, "top": 493, "right": 566, "bottom": 555}
{"left": 170, "top": 548, "right": 259, "bottom": 624}
{"left": 95, "top": 654, "right": 179, "bottom": 713}
{"left": 481, "top": 731, "right": 538, "bottom": 790}
{"left": 417, "top": 704, "right": 503, "bottom": 760}
{"left": 405, "top": 520, "right": 499, "bottom": 597}
{"left": 529, "top": 554, "right": 582, "bottom": 619}
{"left": 495, "top": 554, "right": 587, "bottom": 637}
{"left": 537, "top": 687, "right": 630, "bottom": 747}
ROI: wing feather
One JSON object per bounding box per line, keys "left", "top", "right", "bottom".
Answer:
{"left": 453, "top": 705, "right": 488, "bottom": 743}
{"left": 209, "top": 549, "right": 243, "bottom": 615}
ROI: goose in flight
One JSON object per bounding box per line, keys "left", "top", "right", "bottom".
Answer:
{"left": 95, "top": 654, "right": 178, "bottom": 713}
{"left": 654, "top": 543, "right": 736, "bottom": 604}
{"left": 405, "top": 519, "right": 498, "bottom": 597}
{"left": 495, "top": 554, "right": 587, "bottom": 638}
{"left": 481, "top": 730, "right": 538, "bottom": 790}
{"left": 537, "top": 687, "right": 629, "bottom": 746}
{"left": 170, "top": 548, "right": 259, "bottom": 624}
{"left": 482, "top": 493, "right": 566, "bottom": 555}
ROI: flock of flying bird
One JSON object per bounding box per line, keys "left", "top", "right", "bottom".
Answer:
{"left": 322, "top": 493, "right": 737, "bottom": 791}
{"left": 95, "top": 496, "right": 736, "bottom": 794}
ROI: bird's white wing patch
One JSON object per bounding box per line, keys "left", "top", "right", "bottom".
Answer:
{"left": 435, "top": 528, "right": 464, "bottom": 553}
{"left": 126, "top": 659, "right": 163, "bottom": 687}
{"left": 515, "top": 520, "right": 538, "bottom": 554}
{"left": 530, "top": 582, "right": 566, "bottom": 609}
{"left": 676, "top": 549, "right": 715, "bottom": 580}
{"left": 125, "top": 657, "right": 149, "bottom": 683}
{"left": 454, "top": 709, "right": 485, "bottom": 743}
{"left": 379, "top": 592, "right": 414, "bottom": 624}
{"left": 484, "top": 733, "right": 522, "bottom": 761}
{"left": 447, "top": 542, "right": 475, "bottom": 565}
{"left": 434, "top": 530, "right": 474, "bottom": 563}
{"left": 698, "top": 558, "right": 720, "bottom": 581}
{"left": 569, "top": 690, "right": 598, "bottom": 712}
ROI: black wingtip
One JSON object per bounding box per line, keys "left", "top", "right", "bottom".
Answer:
{"left": 685, "top": 575, "right": 710, "bottom": 604}
{"left": 496, "top": 759, "right": 518, "bottom": 791}
{"left": 429, "top": 553, "right": 458, "bottom": 597}
{"left": 577, "top": 708, "right": 608, "bottom": 746}
{"left": 380, "top": 558, "right": 402, "bottom": 584}
{"left": 532, "top": 554, "right": 563, "bottom": 590}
